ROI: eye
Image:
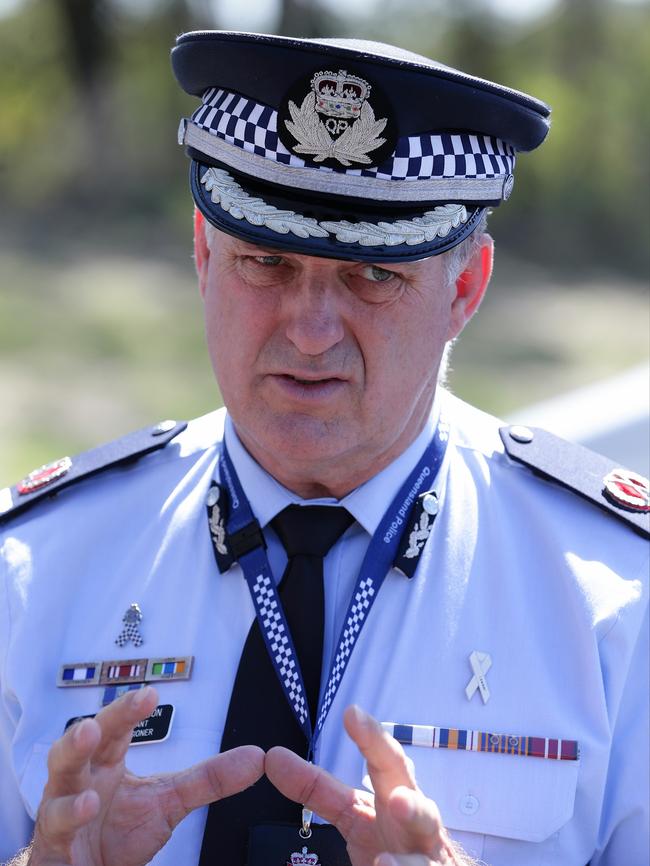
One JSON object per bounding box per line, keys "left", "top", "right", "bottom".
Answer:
{"left": 253, "top": 255, "right": 284, "bottom": 266}
{"left": 360, "top": 265, "right": 397, "bottom": 283}
{"left": 238, "top": 253, "right": 292, "bottom": 287}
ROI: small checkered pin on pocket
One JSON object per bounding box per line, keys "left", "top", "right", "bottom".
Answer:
{"left": 115, "top": 602, "right": 144, "bottom": 648}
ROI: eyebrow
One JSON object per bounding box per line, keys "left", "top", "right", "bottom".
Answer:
{"left": 230, "top": 239, "right": 284, "bottom": 255}
{"left": 229, "top": 241, "right": 426, "bottom": 275}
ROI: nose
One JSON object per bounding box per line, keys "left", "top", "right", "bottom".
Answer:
{"left": 283, "top": 275, "right": 345, "bottom": 356}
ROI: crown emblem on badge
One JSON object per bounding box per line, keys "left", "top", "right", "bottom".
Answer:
{"left": 311, "top": 69, "right": 370, "bottom": 120}
{"left": 287, "top": 847, "right": 320, "bottom": 866}
{"left": 283, "top": 67, "right": 388, "bottom": 168}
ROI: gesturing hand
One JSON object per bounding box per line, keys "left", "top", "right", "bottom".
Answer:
{"left": 265, "top": 705, "right": 467, "bottom": 866}
{"left": 30, "top": 686, "right": 264, "bottom": 866}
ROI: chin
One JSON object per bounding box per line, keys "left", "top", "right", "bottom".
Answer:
{"left": 248, "top": 410, "right": 359, "bottom": 465}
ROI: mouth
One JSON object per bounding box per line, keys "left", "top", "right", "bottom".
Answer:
{"left": 284, "top": 374, "right": 340, "bottom": 385}
{"left": 269, "top": 372, "right": 347, "bottom": 401}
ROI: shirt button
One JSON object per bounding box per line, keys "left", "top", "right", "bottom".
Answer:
{"left": 459, "top": 794, "right": 480, "bottom": 816}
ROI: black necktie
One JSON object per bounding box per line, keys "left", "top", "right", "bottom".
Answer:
{"left": 199, "top": 504, "right": 354, "bottom": 865}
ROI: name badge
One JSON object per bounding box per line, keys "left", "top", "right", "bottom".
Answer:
{"left": 65, "top": 703, "right": 175, "bottom": 746}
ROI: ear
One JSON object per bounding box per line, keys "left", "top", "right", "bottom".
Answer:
{"left": 447, "top": 233, "right": 493, "bottom": 341}
{"left": 194, "top": 208, "right": 210, "bottom": 299}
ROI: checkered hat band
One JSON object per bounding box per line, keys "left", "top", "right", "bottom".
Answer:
{"left": 191, "top": 88, "right": 515, "bottom": 181}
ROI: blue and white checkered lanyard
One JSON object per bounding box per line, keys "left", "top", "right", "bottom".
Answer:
{"left": 217, "top": 419, "right": 449, "bottom": 757}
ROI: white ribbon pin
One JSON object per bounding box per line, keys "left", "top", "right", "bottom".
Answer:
{"left": 465, "top": 650, "right": 492, "bottom": 704}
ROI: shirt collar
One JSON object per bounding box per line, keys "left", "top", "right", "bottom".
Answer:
{"left": 224, "top": 391, "right": 443, "bottom": 536}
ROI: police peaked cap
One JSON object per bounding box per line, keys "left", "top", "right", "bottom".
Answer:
{"left": 172, "top": 31, "right": 550, "bottom": 262}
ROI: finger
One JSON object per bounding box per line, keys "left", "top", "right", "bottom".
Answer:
{"left": 45, "top": 718, "right": 101, "bottom": 798}
{"left": 387, "top": 786, "right": 446, "bottom": 857}
{"left": 35, "top": 789, "right": 100, "bottom": 850}
{"left": 92, "top": 685, "right": 159, "bottom": 766}
{"left": 265, "top": 746, "right": 375, "bottom": 835}
{"left": 375, "top": 854, "right": 434, "bottom": 866}
{"left": 161, "top": 745, "right": 266, "bottom": 828}
{"left": 344, "top": 706, "right": 417, "bottom": 801}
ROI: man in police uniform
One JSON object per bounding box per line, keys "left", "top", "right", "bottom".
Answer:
{"left": 1, "top": 31, "right": 648, "bottom": 866}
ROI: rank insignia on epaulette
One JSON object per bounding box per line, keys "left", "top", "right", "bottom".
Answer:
{"left": 603, "top": 469, "right": 650, "bottom": 513}
{"left": 500, "top": 425, "right": 650, "bottom": 538}
{"left": 17, "top": 457, "right": 72, "bottom": 494}
{"left": 393, "top": 490, "right": 439, "bottom": 578}
{"left": 1, "top": 419, "right": 188, "bottom": 524}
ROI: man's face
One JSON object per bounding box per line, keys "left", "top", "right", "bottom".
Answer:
{"left": 197, "top": 225, "right": 488, "bottom": 498}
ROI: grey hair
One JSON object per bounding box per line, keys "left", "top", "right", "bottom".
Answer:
{"left": 441, "top": 210, "right": 489, "bottom": 287}
{"left": 204, "top": 220, "right": 220, "bottom": 253}
{"left": 437, "top": 212, "right": 490, "bottom": 383}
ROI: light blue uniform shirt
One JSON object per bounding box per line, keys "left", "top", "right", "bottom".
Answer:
{"left": 1, "top": 392, "right": 648, "bottom": 865}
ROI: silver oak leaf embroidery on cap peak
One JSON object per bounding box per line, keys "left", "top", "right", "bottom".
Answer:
{"left": 201, "top": 168, "right": 329, "bottom": 239}
{"left": 201, "top": 168, "right": 468, "bottom": 247}
{"left": 321, "top": 205, "right": 468, "bottom": 247}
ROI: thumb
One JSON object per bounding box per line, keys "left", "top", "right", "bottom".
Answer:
{"left": 161, "top": 745, "right": 265, "bottom": 828}
{"left": 265, "top": 746, "right": 373, "bottom": 834}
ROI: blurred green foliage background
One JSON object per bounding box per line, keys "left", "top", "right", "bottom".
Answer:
{"left": 0, "top": 0, "right": 649, "bottom": 485}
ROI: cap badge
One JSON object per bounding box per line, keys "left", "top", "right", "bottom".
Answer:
{"left": 17, "top": 456, "right": 72, "bottom": 495}
{"left": 602, "top": 469, "right": 650, "bottom": 513}
{"left": 281, "top": 69, "right": 392, "bottom": 168}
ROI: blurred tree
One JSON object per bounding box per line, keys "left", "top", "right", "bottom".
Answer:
{"left": 52, "top": 0, "right": 113, "bottom": 193}
{"left": 0, "top": 0, "right": 648, "bottom": 275}
{"left": 279, "top": 0, "right": 330, "bottom": 35}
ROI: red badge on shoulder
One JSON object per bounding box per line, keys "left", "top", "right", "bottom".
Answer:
{"left": 602, "top": 469, "right": 650, "bottom": 513}
{"left": 17, "top": 457, "right": 72, "bottom": 494}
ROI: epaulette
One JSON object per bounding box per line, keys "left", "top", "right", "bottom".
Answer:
{"left": 0, "top": 419, "right": 187, "bottom": 525}
{"left": 500, "top": 425, "right": 650, "bottom": 539}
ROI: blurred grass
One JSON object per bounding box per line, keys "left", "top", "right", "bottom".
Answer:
{"left": 1, "top": 237, "right": 648, "bottom": 488}
{"left": 0, "top": 239, "right": 219, "bottom": 485}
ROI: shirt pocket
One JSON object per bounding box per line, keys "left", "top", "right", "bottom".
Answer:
{"left": 403, "top": 743, "right": 579, "bottom": 864}
{"left": 18, "top": 725, "right": 224, "bottom": 820}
